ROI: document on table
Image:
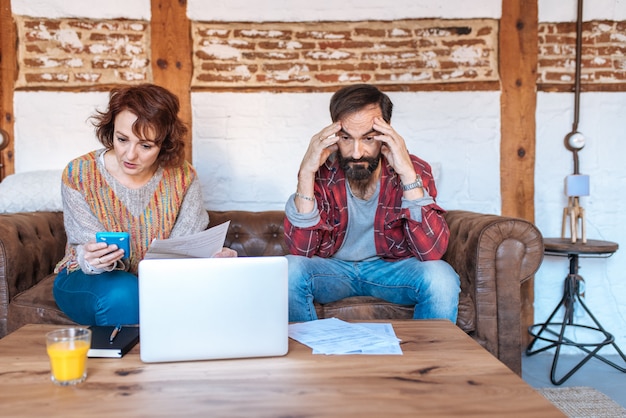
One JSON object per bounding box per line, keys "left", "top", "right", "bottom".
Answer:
{"left": 144, "top": 221, "right": 230, "bottom": 259}
{"left": 288, "top": 318, "right": 402, "bottom": 355}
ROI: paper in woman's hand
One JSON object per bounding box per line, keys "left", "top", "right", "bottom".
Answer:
{"left": 144, "top": 221, "right": 230, "bottom": 259}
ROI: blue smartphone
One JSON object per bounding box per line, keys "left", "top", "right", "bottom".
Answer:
{"left": 96, "top": 232, "right": 130, "bottom": 257}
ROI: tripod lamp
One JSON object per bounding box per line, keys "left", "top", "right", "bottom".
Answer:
{"left": 562, "top": 131, "right": 589, "bottom": 243}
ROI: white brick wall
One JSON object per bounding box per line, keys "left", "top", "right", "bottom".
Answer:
{"left": 534, "top": 92, "right": 626, "bottom": 354}
{"left": 190, "top": 91, "right": 501, "bottom": 212}
{"left": 187, "top": 0, "right": 502, "bottom": 21}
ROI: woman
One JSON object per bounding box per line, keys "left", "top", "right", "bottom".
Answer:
{"left": 54, "top": 83, "right": 236, "bottom": 326}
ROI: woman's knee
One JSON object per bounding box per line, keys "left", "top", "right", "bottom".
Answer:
{"left": 105, "top": 281, "right": 138, "bottom": 307}
{"left": 96, "top": 272, "right": 139, "bottom": 324}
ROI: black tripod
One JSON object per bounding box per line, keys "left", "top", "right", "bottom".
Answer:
{"left": 526, "top": 252, "right": 626, "bottom": 385}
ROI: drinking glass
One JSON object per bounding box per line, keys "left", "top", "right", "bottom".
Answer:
{"left": 46, "top": 327, "right": 92, "bottom": 386}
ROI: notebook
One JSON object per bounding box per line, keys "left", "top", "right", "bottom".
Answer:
{"left": 137, "top": 256, "right": 289, "bottom": 363}
{"left": 88, "top": 325, "right": 140, "bottom": 358}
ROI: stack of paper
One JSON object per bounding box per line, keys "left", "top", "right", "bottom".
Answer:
{"left": 288, "top": 318, "right": 402, "bottom": 355}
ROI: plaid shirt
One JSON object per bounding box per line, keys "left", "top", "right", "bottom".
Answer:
{"left": 284, "top": 155, "right": 449, "bottom": 261}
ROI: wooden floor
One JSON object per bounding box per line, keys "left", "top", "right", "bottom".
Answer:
{"left": 522, "top": 352, "right": 626, "bottom": 408}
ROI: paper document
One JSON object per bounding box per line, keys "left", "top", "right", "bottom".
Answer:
{"left": 144, "top": 221, "right": 230, "bottom": 259}
{"left": 288, "top": 318, "right": 402, "bottom": 355}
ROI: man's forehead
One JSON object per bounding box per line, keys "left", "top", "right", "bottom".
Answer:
{"left": 339, "top": 109, "right": 381, "bottom": 136}
{"left": 339, "top": 126, "right": 377, "bottom": 136}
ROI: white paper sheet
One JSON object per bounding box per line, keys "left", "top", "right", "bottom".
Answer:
{"left": 288, "top": 318, "right": 402, "bottom": 355}
{"left": 144, "top": 221, "right": 230, "bottom": 259}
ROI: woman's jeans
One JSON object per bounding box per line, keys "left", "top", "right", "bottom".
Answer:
{"left": 287, "top": 255, "right": 460, "bottom": 323}
{"left": 53, "top": 268, "right": 139, "bottom": 326}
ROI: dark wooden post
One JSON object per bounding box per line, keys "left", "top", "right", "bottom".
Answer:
{"left": 0, "top": 0, "right": 16, "bottom": 180}
{"left": 150, "top": 0, "right": 193, "bottom": 163}
{"left": 500, "top": 0, "right": 539, "bottom": 348}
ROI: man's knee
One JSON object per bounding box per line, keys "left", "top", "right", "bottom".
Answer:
{"left": 424, "top": 260, "right": 460, "bottom": 288}
{"left": 411, "top": 260, "right": 459, "bottom": 322}
{"left": 286, "top": 255, "right": 314, "bottom": 289}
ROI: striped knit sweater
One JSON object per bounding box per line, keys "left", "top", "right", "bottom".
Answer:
{"left": 55, "top": 149, "right": 208, "bottom": 274}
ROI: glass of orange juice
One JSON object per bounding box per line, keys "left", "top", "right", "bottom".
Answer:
{"left": 46, "top": 327, "right": 92, "bottom": 386}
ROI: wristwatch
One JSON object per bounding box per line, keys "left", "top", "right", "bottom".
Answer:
{"left": 401, "top": 175, "right": 423, "bottom": 191}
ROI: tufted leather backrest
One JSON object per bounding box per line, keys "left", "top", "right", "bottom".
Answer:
{"left": 0, "top": 212, "right": 66, "bottom": 336}
{"left": 208, "top": 210, "right": 288, "bottom": 257}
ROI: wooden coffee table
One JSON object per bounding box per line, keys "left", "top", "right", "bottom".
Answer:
{"left": 0, "top": 321, "right": 563, "bottom": 417}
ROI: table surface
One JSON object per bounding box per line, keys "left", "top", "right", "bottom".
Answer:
{"left": 544, "top": 237, "right": 619, "bottom": 256}
{"left": 0, "top": 321, "right": 563, "bottom": 417}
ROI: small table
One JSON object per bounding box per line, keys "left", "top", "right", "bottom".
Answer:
{"left": 526, "top": 238, "right": 626, "bottom": 385}
{"left": 0, "top": 322, "right": 562, "bottom": 417}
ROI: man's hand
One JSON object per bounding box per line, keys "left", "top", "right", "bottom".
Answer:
{"left": 299, "top": 122, "right": 342, "bottom": 176}
{"left": 372, "top": 117, "right": 417, "bottom": 184}
{"left": 373, "top": 117, "right": 424, "bottom": 198}
{"left": 294, "top": 122, "right": 342, "bottom": 213}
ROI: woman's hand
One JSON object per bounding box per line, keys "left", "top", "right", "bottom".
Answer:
{"left": 84, "top": 241, "right": 125, "bottom": 269}
{"left": 213, "top": 247, "right": 238, "bottom": 258}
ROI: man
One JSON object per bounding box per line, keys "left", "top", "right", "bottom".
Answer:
{"left": 284, "top": 84, "right": 460, "bottom": 323}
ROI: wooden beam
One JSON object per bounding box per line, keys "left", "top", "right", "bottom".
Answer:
{"left": 0, "top": 0, "right": 16, "bottom": 180}
{"left": 500, "top": 0, "right": 539, "bottom": 349}
{"left": 150, "top": 0, "right": 193, "bottom": 164}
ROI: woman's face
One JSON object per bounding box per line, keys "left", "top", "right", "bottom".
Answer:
{"left": 112, "top": 110, "right": 161, "bottom": 180}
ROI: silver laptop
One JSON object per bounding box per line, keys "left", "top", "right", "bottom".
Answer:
{"left": 138, "top": 256, "right": 289, "bottom": 363}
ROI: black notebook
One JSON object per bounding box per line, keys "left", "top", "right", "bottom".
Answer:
{"left": 88, "top": 325, "right": 140, "bottom": 358}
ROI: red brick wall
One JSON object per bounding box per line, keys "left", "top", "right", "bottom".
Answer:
{"left": 538, "top": 21, "right": 626, "bottom": 85}
{"left": 191, "top": 19, "right": 499, "bottom": 88}
{"left": 13, "top": 15, "right": 626, "bottom": 90}
{"left": 15, "top": 16, "right": 151, "bottom": 88}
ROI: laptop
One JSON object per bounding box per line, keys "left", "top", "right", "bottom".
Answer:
{"left": 138, "top": 256, "right": 289, "bottom": 363}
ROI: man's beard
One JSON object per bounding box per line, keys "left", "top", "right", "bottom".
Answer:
{"left": 338, "top": 153, "right": 381, "bottom": 181}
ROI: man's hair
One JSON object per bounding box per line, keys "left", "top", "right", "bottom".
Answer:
{"left": 91, "top": 83, "right": 187, "bottom": 168}
{"left": 329, "top": 84, "right": 393, "bottom": 123}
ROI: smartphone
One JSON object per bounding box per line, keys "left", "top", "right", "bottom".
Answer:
{"left": 96, "top": 231, "right": 130, "bottom": 257}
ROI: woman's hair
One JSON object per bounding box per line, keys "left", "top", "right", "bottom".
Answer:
{"left": 91, "top": 83, "right": 187, "bottom": 168}
{"left": 329, "top": 84, "right": 393, "bottom": 123}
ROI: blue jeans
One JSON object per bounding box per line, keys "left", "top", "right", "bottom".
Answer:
{"left": 53, "top": 268, "right": 139, "bottom": 326}
{"left": 287, "top": 255, "right": 460, "bottom": 323}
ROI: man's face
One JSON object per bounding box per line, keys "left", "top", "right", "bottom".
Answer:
{"left": 336, "top": 104, "right": 383, "bottom": 181}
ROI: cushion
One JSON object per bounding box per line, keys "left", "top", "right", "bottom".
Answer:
{"left": 7, "top": 274, "right": 76, "bottom": 334}
{"left": 0, "top": 170, "right": 63, "bottom": 213}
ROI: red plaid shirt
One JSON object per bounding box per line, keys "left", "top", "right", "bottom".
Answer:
{"left": 284, "top": 155, "right": 449, "bottom": 261}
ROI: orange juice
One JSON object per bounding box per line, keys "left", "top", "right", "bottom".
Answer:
{"left": 47, "top": 339, "right": 90, "bottom": 384}
{"left": 45, "top": 327, "right": 91, "bottom": 385}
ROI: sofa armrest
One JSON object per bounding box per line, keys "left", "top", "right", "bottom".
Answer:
{"left": 0, "top": 212, "right": 66, "bottom": 337}
{"left": 443, "top": 210, "right": 543, "bottom": 374}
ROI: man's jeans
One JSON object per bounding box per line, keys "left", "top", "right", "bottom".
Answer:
{"left": 53, "top": 268, "right": 139, "bottom": 326}
{"left": 287, "top": 255, "right": 460, "bottom": 323}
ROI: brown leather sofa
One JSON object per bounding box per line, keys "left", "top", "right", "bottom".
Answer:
{"left": 0, "top": 209, "right": 543, "bottom": 374}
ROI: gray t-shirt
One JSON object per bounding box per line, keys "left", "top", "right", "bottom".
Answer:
{"left": 333, "top": 181, "right": 380, "bottom": 261}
